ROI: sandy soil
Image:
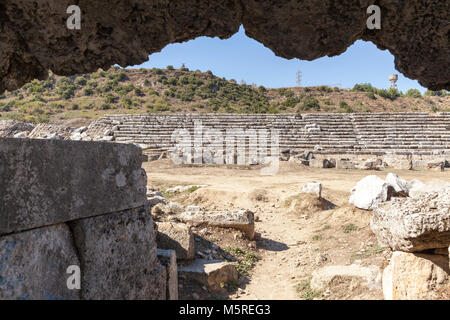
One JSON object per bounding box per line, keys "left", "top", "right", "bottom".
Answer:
{"left": 144, "top": 160, "right": 450, "bottom": 300}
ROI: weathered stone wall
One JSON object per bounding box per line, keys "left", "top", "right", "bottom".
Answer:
{"left": 0, "top": 138, "right": 166, "bottom": 300}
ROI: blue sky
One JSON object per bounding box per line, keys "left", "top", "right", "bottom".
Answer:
{"left": 131, "top": 26, "right": 425, "bottom": 93}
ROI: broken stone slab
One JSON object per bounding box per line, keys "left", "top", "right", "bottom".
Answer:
{"left": 70, "top": 205, "right": 166, "bottom": 300}
{"left": 311, "top": 264, "right": 382, "bottom": 292}
{"left": 156, "top": 222, "right": 195, "bottom": 261}
{"left": 301, "top": 182, "right": 322, "bottom": 198}
{"left": 349, "top": 175, "right": 394, "bottom": 210}
{"left": 178, "top": 259, "right": 238, "bottom": 292}
{"left": 385, "top": 173, "right": 411, "bottom": 196}
{"left": 157, "top": 249, "right": 178, "bottom": 300}
{"left": 179, "top": 209, "right": 255, "bottom": 240}
{"left": 0, "top": 224, "right": 80, "bottom": 300}
{"left": 383, "top": 251, "right": 450, "bottom": 300}
{"left": 371, "top": 187, "right": 450, "bottom": 252}
{"left": 0, "top": 138, "right": 147, "bottom": 236}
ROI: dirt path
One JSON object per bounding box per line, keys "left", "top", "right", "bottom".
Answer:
{"left": 236, "top": 207, "right": 307, "bottom": 300}
{"left": 145, "top": 160, "right": 450, "bottom": 300}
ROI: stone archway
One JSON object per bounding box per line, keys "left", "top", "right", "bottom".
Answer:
{"left": 1, "top": 0, "right": 449, "bottom": 93}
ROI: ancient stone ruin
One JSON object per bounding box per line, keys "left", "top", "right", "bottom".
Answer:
{"left": 87, "top": 113, "right": 450, "bottom": 168}
{"left": 1, "top": 0, "right": 449, "bottom": 301}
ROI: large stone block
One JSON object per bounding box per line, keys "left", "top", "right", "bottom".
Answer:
{"left": 156, "top": 222, "right": 195, "bottom": 261}
{"left": 0, "top": 224, "right": 80, "bottom": 300}
{"left": 383, "top": 252, "right": 450, "bottom": 300}
{"left": 371, "top": 187, "right": 450, "bottom": 252}
{"left": 70, "top": 206, "right": 165, "bottom": 300}
{"left": 0, "top": 138, "right": 147, "bottom": 235}
{"left": 179, "top": 209, "right": 255, "bottom": 240}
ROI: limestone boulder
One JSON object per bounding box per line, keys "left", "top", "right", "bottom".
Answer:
{"left": 383, "top": 252, "right": 449, "bottom": 300}
{"left": 371, "top": 187, "right": 450, "bottom": 252}
{"left": 178, "top": 259, "right": 238, "bottom": 292}
{"left": 156, "top": 222, "right": 195, "bottom": 261}
{"left": 179, "top": 209, "right": 255, "bottom": 240}
{"left": 349, "top": 175, "right": 394, "bottom": 210}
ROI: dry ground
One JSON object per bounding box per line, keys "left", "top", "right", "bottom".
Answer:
{"left": 144, "top": 160, "right": 450, "bottom": 300}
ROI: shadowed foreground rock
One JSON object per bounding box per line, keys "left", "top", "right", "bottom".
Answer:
{"left": 371, "top": 187, "right": 450, "bottom": 252}
{"left": 0, "top": 138, "right": 167, "bottom": 300}
{"left": 70, "top": 206, "right": 165, "bottom": 300}
{"left": 0, "top": 224, "right": 80, "bottom": 300}
{"left": 0, "top": 1, "right": 448, "bottom": 92}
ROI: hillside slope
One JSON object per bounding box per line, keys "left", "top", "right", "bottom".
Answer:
{"left": 0, "top": 66, "right": 449, "bottom": 123}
